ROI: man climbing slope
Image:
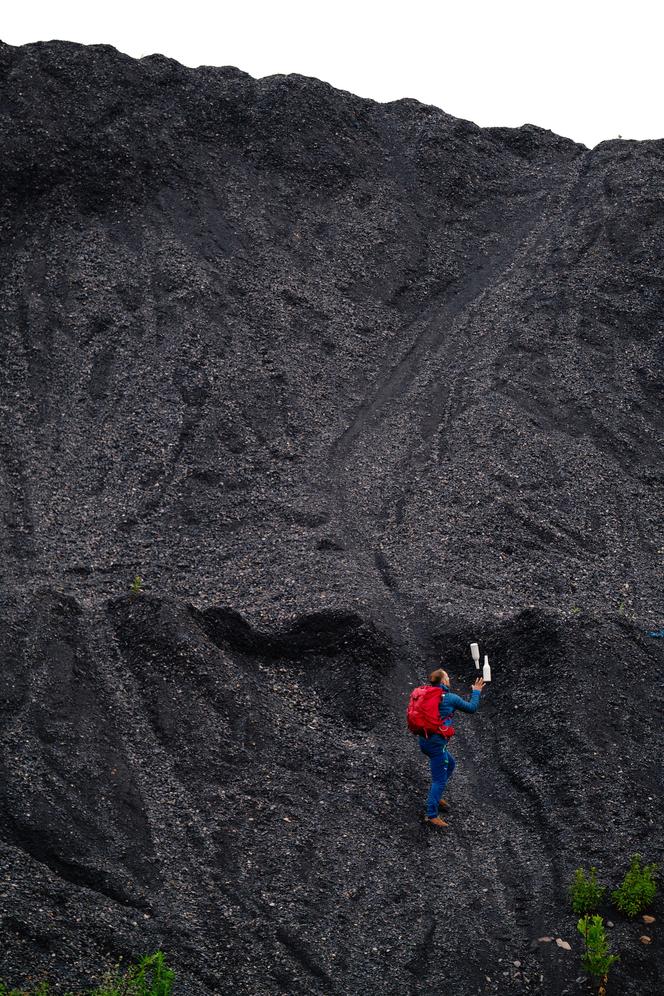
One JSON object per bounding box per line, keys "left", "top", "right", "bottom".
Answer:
{"left": 407, "top": 668, "right": 485, "bottom": 828}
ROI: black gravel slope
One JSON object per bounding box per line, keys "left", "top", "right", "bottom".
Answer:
{"left": 0, "top": 39, "right": 662, "bottom": 996}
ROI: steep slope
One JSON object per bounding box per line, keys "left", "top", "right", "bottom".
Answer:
{"left": 0, "top": 40, "right": 662, "bottom": 995}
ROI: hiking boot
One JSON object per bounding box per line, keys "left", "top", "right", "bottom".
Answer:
{"left": 438, "top": 799, "right": 449, "bottom": 810}
{"left": 425, "top": 816, "right": 449, "bottom": 828}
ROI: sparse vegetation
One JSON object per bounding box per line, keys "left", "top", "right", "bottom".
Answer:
{"left": 612, "top": 854, "right": 658, "bottom": 917}
{"left": 569, "top": 866, "right": 606, "bottom": 914}
{"left": 0, "top": 951, "right": 174, "bottom": 996}
{"left": 577, "top": 915, "right": 619, "bottom": 992}
{"left": 130, "top": 575, "right": 144, "bottom": 596}
{"left": 616, "top": 582, "right": 635, "bottom": 621}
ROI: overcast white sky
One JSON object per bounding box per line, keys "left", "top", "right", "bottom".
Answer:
{"left": 4, "top": 0, "right": 664, "bottom": 148}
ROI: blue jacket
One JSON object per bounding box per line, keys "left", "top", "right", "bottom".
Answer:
{"left": 438, "top": 683, "right": 481, "bottom": 720}
{"left": 419, "top": 683, "right": 481, "bottom": 756}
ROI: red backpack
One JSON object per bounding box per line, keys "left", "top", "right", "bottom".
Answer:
{"left": 406, "top": 685, "right": 456, "bottom": 737}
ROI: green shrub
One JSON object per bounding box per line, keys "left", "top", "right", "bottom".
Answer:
{"left": 569, "top": 866, "right": 606, "bottom": 914}
{"left": 612, "top": 853, "right": 658, "bottom": 917}
{"left": 119, "top": 951, "right": 174, "bottom": 995}
{"left": 577, "top": 915, "right": 619, "bottom": 981}
{"left": 0, "top": 951, "right": 174, "bottom": 996}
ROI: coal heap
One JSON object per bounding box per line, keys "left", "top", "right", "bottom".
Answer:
{"left": 0, "top": 39, "right": 662, "bottom": 996}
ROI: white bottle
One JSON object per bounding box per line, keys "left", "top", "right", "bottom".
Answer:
{"left": 470, "top": 642, "right": 480, "bottom": 669}
{"left": 482, "top": 655, "right": 491, "bottom": 682}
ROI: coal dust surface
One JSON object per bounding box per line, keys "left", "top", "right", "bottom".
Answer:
{"left": 0, "top": 39, "right": 662, "bottom": 995}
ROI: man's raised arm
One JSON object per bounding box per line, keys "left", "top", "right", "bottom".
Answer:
{"left": 445, "top": 678, "right": 485, "bottom": 713}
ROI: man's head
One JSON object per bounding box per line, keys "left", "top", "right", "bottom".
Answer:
{"left": 429, "top": 668, "right": 450, "bottom": 687}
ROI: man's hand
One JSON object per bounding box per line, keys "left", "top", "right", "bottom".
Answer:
{"left": 472, "top": 678, "right": 486, "bottom": 692}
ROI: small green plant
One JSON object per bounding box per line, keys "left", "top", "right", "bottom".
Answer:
{"left": 0, "top": 951, "right": 174, "bottom": 995}
{"left": 577, "top": 915, "right": 619, "bottom": 990}
{"left": 570, "top": 605, "right": 582, "bottom": 616}
{"left": 616, "top": 583, "right": 635, "bottom": 621}
{"left": 612, "top": 853, "right": 658, "bottom": 917}
{"left": 130, "top": 575, "right": 144, "bottom": 597}
{"left": 125, "top": 951, "right": 174, "bottom": 995}
{"left": 569, "top": 866, "right": 606, "bottom": 914}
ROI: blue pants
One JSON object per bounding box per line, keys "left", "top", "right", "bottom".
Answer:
{"left": 419, "top": 736, "right": 456, "bottom": 817}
